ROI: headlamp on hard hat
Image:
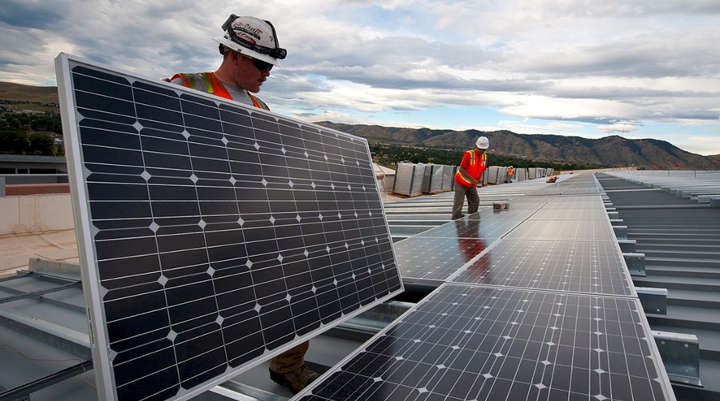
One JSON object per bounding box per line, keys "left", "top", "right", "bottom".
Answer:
{"left": 222, "top": 14, "right": 287, "bottom": 60}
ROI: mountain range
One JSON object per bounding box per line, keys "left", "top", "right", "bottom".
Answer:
{"left": 318, "top": 122, "right": 720, "bottom": 170}
{"left": 1, "top": 81, "right": 717, "bottom": 169}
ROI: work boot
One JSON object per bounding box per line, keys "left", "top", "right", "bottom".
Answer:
{"left": 269, "top": 365, "right": 319, "bottom": 393}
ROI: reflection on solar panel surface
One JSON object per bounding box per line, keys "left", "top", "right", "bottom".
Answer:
{"left": 505, "top": 219, "right": 614, "bottom": 241}
{"left": 451, "top": 239, "right": 634, "bottom": 296}
{"left": 57, "top": 55, "right": 403, "bottom": 401}
{"left": 394, "top": 236, "right": 487, "bottom": 282}
{"left": 295, "top": 284, "right": 674, "bottom": 401}
{"left": 416, "top": 215, "right": 511, "bottom": 240}
{"left": 416, "top": 208, "right": 540, "bottom": 240}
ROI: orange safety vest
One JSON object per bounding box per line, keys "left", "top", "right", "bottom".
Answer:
{"left": 170, "top": 72, "right": 270, "bottom": 110}
{"left": 455, "top": 149, "right": 488, "bottom": 188}
{"left": 507, "top": 167, "right": 515, "bottom": 177}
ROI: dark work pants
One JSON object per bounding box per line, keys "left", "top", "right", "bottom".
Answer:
{"left": 452, "top": 184, "right": 479, "bottom": 219}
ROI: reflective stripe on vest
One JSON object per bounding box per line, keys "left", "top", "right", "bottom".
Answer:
{"left": 247, "top": 92, "right": 270, "bottom": 110}
{"left": 455, "top": 150, "right": 487, "bottom": 187}
{"left": 455, "top": 169, "right": 474, "bottom": 186}
{"left": 173, "top": 72, "right": 232, "bottom": 100}
{"left": 171, "top": 72, "right": 270, "bottom": 111}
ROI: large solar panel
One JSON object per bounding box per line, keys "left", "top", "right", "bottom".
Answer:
{"left": 394, "top": 236, "right": 487, "bottom": 283}
{"left": 55, "top": 54, "right": 403, "bottom": 401}
{"left": 450, "top": 239, "right": 635, "bottom": 296}
{"left": 293, "top": 284, "right": 676, "bottom": 401}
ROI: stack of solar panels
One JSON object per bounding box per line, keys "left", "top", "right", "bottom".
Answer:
{"left": 294, "top": 173, "right": 677, "bottom": 401}
{"left": 515, "top": 168, "right": 528, "bottom": 181}
{"left": 55, "top": 55, "right": 404, "bottom": 401}
{"left": 394, "top": 163, "right": 425, "bottom": 196}
{"left": 422, "top": 164, "right": 451, "bottom": 194}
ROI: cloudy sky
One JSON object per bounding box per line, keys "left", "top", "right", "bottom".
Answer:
{"left": 2, "top": 0, "right": 719, "bottom": 155}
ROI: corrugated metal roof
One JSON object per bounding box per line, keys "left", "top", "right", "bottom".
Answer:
{"left": 597, "top": 172, "right": 720, "bottom": 401}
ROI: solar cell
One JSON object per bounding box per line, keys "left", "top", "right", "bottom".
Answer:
{"left": 56, "top": 54, "right": 403, "bottom": 401}
{"left": 394, "top": 236, "right": 487, "bottom": 282}
{"left": 294, "top": 284, "right": 675, "bottom": 401}
{"left": 450, "top": 239, "right": 635, "bottom": 296}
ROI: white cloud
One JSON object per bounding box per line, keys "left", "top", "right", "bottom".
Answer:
{"left": 677, "top": 136, "right": 720, "bottom": 156}
{"left": 494, "top": 120, "right": 604, "bottom": 138}
{"left": 0, "top": 0, "right": 718, "bottom": 150}
{"left": 597, "top": 122, "right": 639, "bottom": 133}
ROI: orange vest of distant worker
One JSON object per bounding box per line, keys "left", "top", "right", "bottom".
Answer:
{"left": 455, "top": 149, "right": 488, "bottom": 188}
{"left": 170, "top": 72, "right": 270, "bottom": 110}
{"left": 507, "top": 167, "right": 515, "bottom": 177}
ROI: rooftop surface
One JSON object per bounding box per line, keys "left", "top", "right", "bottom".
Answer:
{"left": 1, "top": 171, "right": 718, "bottom": 401}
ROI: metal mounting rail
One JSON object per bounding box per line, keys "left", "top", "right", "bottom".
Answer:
{"left": 0, "top": 360, "right": 93, "bottom": 401}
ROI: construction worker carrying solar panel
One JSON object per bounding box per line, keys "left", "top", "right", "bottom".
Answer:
{"left": 452, "top": 136, "right": 489, "bottom": 219}
{"left": 167, "top": 15, "right": 317, "bottom": 393}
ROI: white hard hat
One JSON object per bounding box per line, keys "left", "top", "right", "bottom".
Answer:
{"left": 216, "top": 15, "right": 287, "bottom": 65}
{"left": 476, "top": 136, "right": 489, "bottom": 149}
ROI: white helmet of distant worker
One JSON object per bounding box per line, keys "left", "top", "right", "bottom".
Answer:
{"left": 475, "top": 136, "right": 489, "bottom": 149}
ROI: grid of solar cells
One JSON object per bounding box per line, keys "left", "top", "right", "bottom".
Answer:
{"left": 450, "top": 239, "right": 634, "bottom": 296}
{"left": 505, "top": 219, "right": 614, "bottom": 241}
{"left": 60, "top": 58, "right": 403, "bottom": 401}
{"left": 295, "top": 284, "right": 673, "bottom": 401}
{"left": 394, "top": 236, "right": 487, "bottom": 282}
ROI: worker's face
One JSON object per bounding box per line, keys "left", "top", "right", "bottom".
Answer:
{"left": 230, "top": 53, "right": 271, "bottom": 93}
{"left": 476, "top": 147, "right": 486, "bottom": 154}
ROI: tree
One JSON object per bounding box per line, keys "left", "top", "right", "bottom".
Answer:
{"left": 0, "top": 130, "right": 30, "bottom": 154}
{"left": 29, "top": 133, "right": 56, "bottom": 155}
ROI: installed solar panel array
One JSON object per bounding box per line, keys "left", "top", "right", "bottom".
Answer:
{"left": 396, "top": 200, "right": 546, "bottom": 283}
{"left": 451, "top": 239, "right": 634, "bottom": 297}
{"left": 55, "top": 54, "right": 403, "bottom": 401}
{"left": 295, "top": 174, "right": 676, "bottom": 400}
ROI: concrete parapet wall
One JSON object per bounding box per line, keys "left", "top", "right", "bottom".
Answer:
{"left": 0, "top": 193, "right": 74, "bottom": 235}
